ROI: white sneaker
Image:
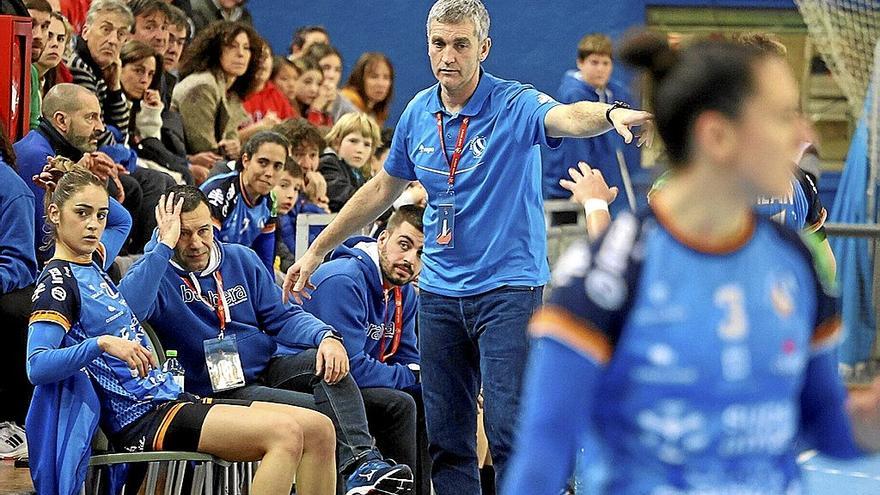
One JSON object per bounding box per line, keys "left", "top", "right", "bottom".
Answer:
{"left": 0, "top": 422, "right": 27, "bottom": 459}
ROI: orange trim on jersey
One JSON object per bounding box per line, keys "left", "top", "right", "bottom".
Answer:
{"left": 529, "top": 307, "right": 613, "bottom": 364}
{"left": 29, "top": 311, "right": 72, "bottom": 331}
{"left": 212, "top": 218, "right": 222, "bottom": 228}
{"left": 804, "top": 208, "right": 828, "bottom": 235}
{"left": 811, "top": 316, "right": 842, "bottom": 351}
{"left": 95, "top": 243, "right": 107, "bottom": 266}
{"left": 153, "top": 402, "right": 187, "bottom": 451}
{"left": 260, "top": 223, "right": 276, "bottom": 234}
{"left": 651, "top": 197, "right": 756, "bottom": 255}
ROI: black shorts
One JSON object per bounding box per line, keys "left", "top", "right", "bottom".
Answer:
{"left": 112, "top": 396, "right": 253, "bottom": 453}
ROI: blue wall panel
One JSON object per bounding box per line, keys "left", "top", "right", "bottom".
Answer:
{"left": 250, "top": 1, "right": 797, "bottom": 124}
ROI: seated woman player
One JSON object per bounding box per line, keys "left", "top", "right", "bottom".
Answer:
{"left": 26, "top": 162, "right": 336, "bottom": 494}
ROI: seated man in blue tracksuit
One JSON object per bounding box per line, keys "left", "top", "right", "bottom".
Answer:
{"left": 120, "top": 185, "right": 414, "bottom": 495}
{"left": 286, "top": 205, "right": 428, "bottom": 494}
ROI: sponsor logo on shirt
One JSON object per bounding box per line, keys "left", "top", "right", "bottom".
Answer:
{"left": 772, "top": 338, "right": 806, "bottom": 376}
{"left": 470, "top": 136, "right": 487, "bottom": 158}
{"left": 719, "top": 401, "right": 795, "bottom": 455}
{"left": 631, "top": 343, "right": 699, "bottom": 385}
{"left": 417, "top": 144, "right": 435, "bottom": 154}
{"left": 180, "top": 283, "right": 249, "bottom": 308}
{"left": 637, "top": 400, "right": 710, "bottom": 464}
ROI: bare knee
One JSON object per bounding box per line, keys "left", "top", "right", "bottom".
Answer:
{"left": 268, "top": 414, "right": 305, "bottom": 460}
{"left": 302, "top": 411, "right": 335, "bottom": 453}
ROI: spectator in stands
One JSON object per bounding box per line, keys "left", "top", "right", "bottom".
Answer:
{"left": 172, "top": 21, "right": 260, "bottom": 168}
{"left": 341, "top": 52, "right": 394, "bottom": 127}
{"left": 14, "top": 84, "right": 132, "bottom": 264}
{"left": 69, "top": 0, "right": 134, "bottom": 142}
{"left": 0, "top": 123, "right": 38, "bottom": 450}
{"left": 128, "top": 0, "right": 169, "bottom": 59}
{"left": 27, "top": 172, "right": 336, "bottom": 494}
{"left": 273, "top": 159, "right": 314, "bottom": 274}
{"left": 283, "top": 1, "right": 653, "bottom": 492}
{"left": 120, "top": 40, "right": 193, "bottom": 184}
{"left": 121, "top": 184, "right": 415, "bottom": 495}
{"left": 26, "top": 0, "right": 53, "bottom": 130}
{"left": 163, "top": 4, "right": 189, "bottom": 77}
{"left": 243, "top": 45, "right": 294, "bottom": 128}
{"left": 200, "top": 131, "right": 287, "bottom": 273}
{"left": 190, "top": 0, "right": 251, "bottom": 33}
{"left": 542, "top": 33, "right": 639, "bottom": 216}
{"left": 273, "top": 159, "right": 327, "bottom": 275}
{"left": 288, "top": 57, "right": 332, "bottom": 127}
{"left": 35, "top": 11, "right": 73, "bottom": 97}
{"left": 288, "top": 25, "right": 329, "bottom": 59}
{"left": 305, "top": 43, "right": 358, "bottom": 123}
{"left": 320, "top": 113, "right": 380, "bottom": 212}
{"left": 274, "top": 117, "right": 324, "bottom": 173}
{"left": 299, "top": 205, "right": 428, "bottom": 492}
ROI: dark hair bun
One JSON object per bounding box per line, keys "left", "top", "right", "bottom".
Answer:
{"left": 620, "top": 32, "right": 677, "bottom": 81}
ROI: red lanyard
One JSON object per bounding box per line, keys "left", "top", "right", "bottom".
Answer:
{"left": 435, "top": 113, "right": 470, "bottom": 188}
{"left": 378, "top": 286, "right": 403, "bottom": 363}
{"left": 181, "top": 271, "right": 228, "bottom": 335}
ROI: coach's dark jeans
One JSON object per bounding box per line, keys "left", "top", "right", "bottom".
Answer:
{"left": 214, "top": 349, "right": 376, "bottom": 474}
{"left": 419, "top": 285, "right": 543, "bottom": 495}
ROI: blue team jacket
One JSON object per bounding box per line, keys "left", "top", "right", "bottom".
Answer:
{"left": 120, "top": 235, "right": 332, "bottom": 396}
{"left": 280, "top": 236, "right": 419, "bottom": 389}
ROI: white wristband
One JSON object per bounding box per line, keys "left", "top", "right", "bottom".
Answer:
{"left": 582, "top": 198, "right": 609, "bottom": 217}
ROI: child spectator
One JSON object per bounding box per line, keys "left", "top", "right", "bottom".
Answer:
{"left": 341, "top": 52, "right": 394, "bottom": 127}
{"left": 272, "top": 57, "right": 331, "bottom": 127}
{"left": 541, "top": 33, "right": 639, "bottom": 216}
{"left": 273, "top": 117, "right": 324, "bottom": 173}
{"left": 273, "top": 158, "right": 325, "bottom": 275}
{"left": 243, "top": 45, "right": 294, "bottom": 127}
{"left": 319, "top": 113, "right": 380, "bottom": 212}
{"left": 304, "top": 43, "right": 358, "bottom": 123}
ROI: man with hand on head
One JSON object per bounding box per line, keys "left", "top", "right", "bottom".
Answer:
{"left": 121, "top": 184, "right": 415, "bottom": 495}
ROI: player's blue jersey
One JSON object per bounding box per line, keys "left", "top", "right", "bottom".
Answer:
{"left": 754, "top": 169, "right": 826, "bottom": 234}
{"left": 29, "top": 254, "right": 181, "bottom": 433}
{"left": 537, "top": 209, "right": 840, "bottom": 494}
{"left": 201, "top": 171, "right": 276, "bottom": 248}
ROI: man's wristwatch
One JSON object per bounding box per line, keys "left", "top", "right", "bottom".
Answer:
{"left": 606, "top": 100, "right": 632, "bottom": 126}
{"left": 322, "top": 329, "right": 344, "bottom": 344}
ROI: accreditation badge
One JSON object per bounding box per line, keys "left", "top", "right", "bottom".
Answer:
{"left": 203, "top": 334, "right": 246, "bottom": 392}
{"left": 436, "top": 190, "right": 455, "bottom": 248}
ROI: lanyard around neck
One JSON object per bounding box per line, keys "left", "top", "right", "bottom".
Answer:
{"left": 181, "top": 270, "right": 229, "bottom": 337}
{"left": 378, "top": 286, "right": 403, "bottom": 363}
{"left": 435, "top": 112, "right": 471, "bottom": 189}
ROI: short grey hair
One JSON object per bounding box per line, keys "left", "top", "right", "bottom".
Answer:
{"left": 85, "top": 0, "right": 133, "bottom": 30}
{"left": 426, "top": 0, "right": 490, "bottom": 41}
